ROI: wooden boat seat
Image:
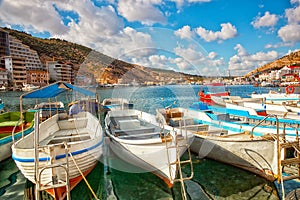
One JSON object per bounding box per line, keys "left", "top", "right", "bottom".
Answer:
{"left": 58, "top": 117, "right": 88, "bottom": 129}
{"left": 109, "top": 115, "right": 138, "bottom": 127}
{"left": 114, "top": 126, "right": 156, "bottom": 136}
{"left": 117, "top": 131, "right": 160, "bottom": 139}
{"left": 40, "top": 127, "right": 90, "bottom": 146}
{"left": 169, "top": 117, "right": 194, "bottom": 127}
{"left": 48, "top": 134, "right": 91, "bottom": 144}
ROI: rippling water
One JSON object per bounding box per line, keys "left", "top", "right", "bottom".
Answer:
{"left": 0, "top": 84, "right": 299, "bottom": 200}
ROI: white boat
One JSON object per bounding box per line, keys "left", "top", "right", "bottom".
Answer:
{"left": 101, "top": 98, "right": 133, "bottom": 112}
{"left": 203, "top": 102, "right": 300, "bottom": 140}
{"left": 235, "top": 101, "right": 300, "bottom": 120}
{"left": 12, "top": 82, "right": 104, "bottom": 199}
{"left": 31, "top": 101, "right": 66, "bottom": 121}
{"left": 210, "top": 95, "right": 263, "bottom": 106}
{"left": 0, "top": 85, "right": 7, "bottom": 91}
{"left": 157, "top": 106, "right": 300, "bottom": 182}
{"left": 104, "top": 109, "right": 194, "bottom": 187}
{"left": 21, "top": 83, "right": 40, "bottom": 92}
{"left": 251, "top": 91, "right": 300, "bottom": 104}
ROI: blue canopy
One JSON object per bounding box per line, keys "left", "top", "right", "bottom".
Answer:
{"left": 21, "top": 82, "right": 95, "bottom": 99}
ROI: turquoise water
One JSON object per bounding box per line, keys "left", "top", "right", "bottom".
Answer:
{"left": 0, "top": 85, "right": 299, "bottom": 199}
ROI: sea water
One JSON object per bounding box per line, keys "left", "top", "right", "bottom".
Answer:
{"left": 0, "top": 84, "right": 299, "bottom": 200}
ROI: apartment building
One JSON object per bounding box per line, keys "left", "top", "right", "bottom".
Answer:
{"left": 0, "top": 28, "right": 10, "bottom": 71}
{"left": 48, "top": 61, "right": 73, "bottom": 83}
{"left": 9, "top": 36, "right": 43, "bottom": 71}
{"left": 27, "top": 70, "right": 48, "bottom": 86}
{"left": 4, "top": 56, "right": 27, "bottom": 88}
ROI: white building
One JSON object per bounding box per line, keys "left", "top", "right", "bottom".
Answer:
{"left": 4, "top": 56, "right": 27, "bottom": 88}
{"left": 48, "top": 61, "right": 73, "bottom": 83}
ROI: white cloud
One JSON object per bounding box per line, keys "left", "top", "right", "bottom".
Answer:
{"left": 170, "top": 0, "right": 211, "bottom": 8}
{"left": 228, "top": 44, "right": 278, "bottom": 76}
{"left": 208, "top": 51, "right": 217, "bottom": 59}
{"left": 196, "top": 23, "right": 237, "bottom": 42}
{"left": 126, "top": 43, "right": 224, "bottom": 76}
{"left": 251, "top": 11, "right": 278, "bottom": 28}
{"left": 174, "top": 25, "right": 194, "bottom": 39}
{"left": 0, "top": 0, "right": 160, "bottom": 61}
{"left": 0, "top": 0, "right": 68, "bottom": 35}
{"left": 173, "top": 45, "right": 225, "bottom": 74}
{"left": 278, "top": 24, "right": 300, "bottom": 43}
{"left": 98, "top": 27, "right": 156, "bottom": 59}
{"left": 291, "top": 0, "right": 300, "bottom": 5}
{"left": 285, "top": 5, "right": 300, "bottom": 24}
{"left": 51, "top": 1, "right": 126, "bottom": 53}
{"left": 234, "top": 44, "right": 248, "bottom": 56}
{"left": 117, "top": 0, "right": 167, "bottom": 25}
{"left": 275, "top": 1, "right": 300, "bottom": 44}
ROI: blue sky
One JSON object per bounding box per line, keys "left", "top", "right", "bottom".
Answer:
{"left": 0, "top": 0, "right": 299, "bottom": 77}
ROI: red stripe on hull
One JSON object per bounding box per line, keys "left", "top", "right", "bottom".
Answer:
{"left": 0, "top": 125, "right": 22, "bottom": 133}
{"left": 46, "top": 165, "right": 96, "bottom": 200}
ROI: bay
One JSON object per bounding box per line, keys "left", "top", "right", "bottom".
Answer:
{"left": 0, "top": 84, "right": 298, "bottom": 200}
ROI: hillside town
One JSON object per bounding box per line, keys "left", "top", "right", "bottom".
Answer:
{"left": 247, "top": 65, "right": 300, "bottom": 87}
{"left": 0, "top": 28, "right": 76, "bottom": 91}
{"left": 2, "top": 27, "right": 300, "bottom": 90}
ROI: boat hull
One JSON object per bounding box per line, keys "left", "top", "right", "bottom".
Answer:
{"left": 191, "top": 134, "right": 278, "bottom": 181}
{"left": 107, "top": 135, "right": 186, "bottom": 187}
{"left": 12, "top": 112, "right": 104, "bottom": 199}
{"left": 0, "top": 141, "right": 13, "bottom": 162}
{"left": 0, "top": 111, "right": 35, "bottom": 162}
{"left": 105, "top": 109, "right": 194, "bottom": 187}
{"left": 46, "top": 164, "right": 96, "bottom": 200}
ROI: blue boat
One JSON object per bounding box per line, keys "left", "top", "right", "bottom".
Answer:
{"left": 0, "top": 99, "right": 4, "bottom": 111}
{"left": 157, "top": 102, "right": 300, "bottom": 184}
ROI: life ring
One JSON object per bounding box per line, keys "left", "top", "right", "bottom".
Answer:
{"left": 285, "top": 85, "right": 295, "bottom": 94}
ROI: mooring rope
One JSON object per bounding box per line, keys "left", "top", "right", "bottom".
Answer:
{"left": 68, "top": 150, "right": 99, "bottom": 200}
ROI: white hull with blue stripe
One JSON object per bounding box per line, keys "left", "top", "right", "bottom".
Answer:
{"left": 12, "top": 112, "right": 103, "bottom": 198}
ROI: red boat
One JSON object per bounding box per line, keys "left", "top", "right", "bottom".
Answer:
{"left": 198, "top": 90, "right": 230, "bottom": 101}
{"left": 199, "top": 82, "right": 230, "bottom": 103}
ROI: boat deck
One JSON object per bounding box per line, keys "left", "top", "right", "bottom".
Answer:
{"left": 108, "top": 115, "right": 163, "bottom": 139}
{"left": 40, "top": 128, "right": 91, "bottom": 146}
{"left": 40, "top": 117, "right": 91, "bottom": 146}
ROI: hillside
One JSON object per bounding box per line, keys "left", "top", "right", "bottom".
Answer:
{"left": 244, "top": 50, "right": 300, "bottom": 78}
{"left": 3, "top": 27, "right": 203, "bottom": 84}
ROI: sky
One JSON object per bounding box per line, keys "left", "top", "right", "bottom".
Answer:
{"left": 0, "top": 0, "right": 300, "bottom": 77}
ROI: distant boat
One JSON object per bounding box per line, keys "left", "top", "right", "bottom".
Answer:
{"left": 21, "top": 84, "right": 39, "bottom": 92}
{"left": 105, "top": 109, "right": 194, "bottom": 187}
{"left": 31, "top": 101, "right": 66, "bottom": 121}
{"left": 210, "top": 95, "right": 263, "bottom": 107}
{"left": 12, "top": 82, "right": 104, "bottom": 200}
{"left": 199, "top": 83, "right": 229, "bottom": 102}
{"left": 101, "top": 98, "right": 133, "bottom": 113}
{"left": 0, "top": 85, "right": 7, "bottom": 91}
{"left": 190, "top": 101, "right": 300, "bottom": 139}
{"left": 0, "top": 111, "right": 35, "bottom": 162}
{"left": 0, "top": 98, "right": 4, "bottom": 111}
{"left": 251, "top": 90, "right": 300, "bottom": 104}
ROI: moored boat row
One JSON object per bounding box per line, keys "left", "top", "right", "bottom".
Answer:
{"left": 1, "top": 82, "right": 196, "bottom": 199}
{"left": 2, "top": 84, "right": 300, "bottom": 199}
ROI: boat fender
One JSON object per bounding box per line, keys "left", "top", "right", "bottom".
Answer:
{"left": 285, "top": 85, "right": 295, "bottom": 94}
